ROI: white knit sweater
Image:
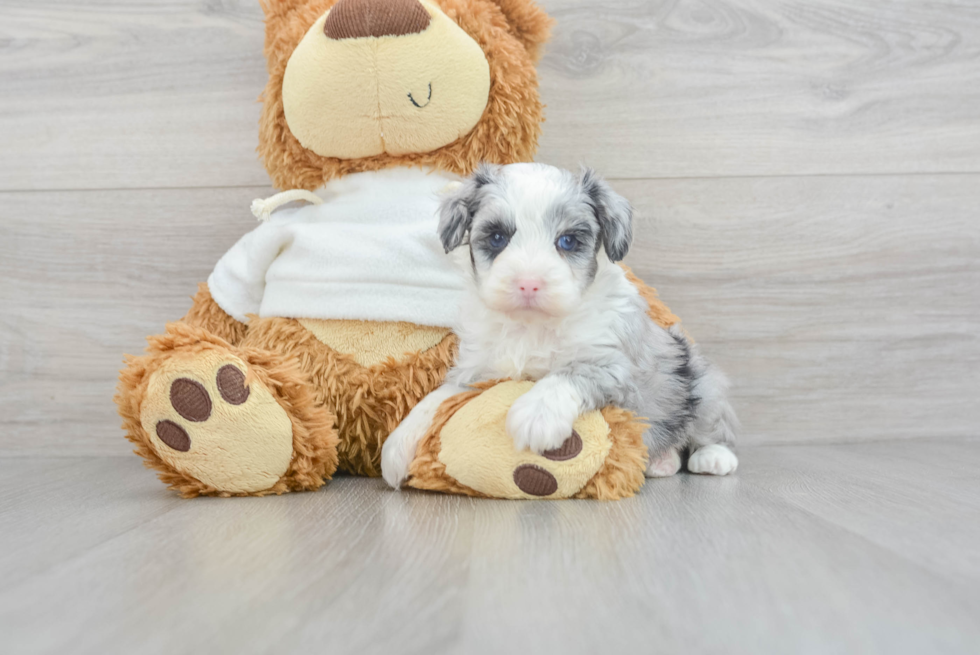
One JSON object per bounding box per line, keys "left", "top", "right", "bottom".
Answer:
{"left": 207, "top": 167, "right": 465, "bottom": 328}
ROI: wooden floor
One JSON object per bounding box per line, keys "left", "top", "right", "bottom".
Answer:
{"left": 2, "top": 440, "right": 979, "bottom": 654}
{"left": 2, "top": 0, "right": 979, "bottom": 652}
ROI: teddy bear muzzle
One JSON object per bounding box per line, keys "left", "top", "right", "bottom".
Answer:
{"left": 281, "top": 0, "right": 491, "bottom": 160}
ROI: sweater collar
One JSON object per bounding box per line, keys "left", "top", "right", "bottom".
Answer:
{"left": 321, "top": 166, "right": 460, "bottom": 199}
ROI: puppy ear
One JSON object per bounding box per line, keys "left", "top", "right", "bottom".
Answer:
{"left": 580, "top": 167, "right": 633, "bottom": 262}
{"left": 438, "top": 189, "right": 474, "bottom": 253}
{"left": 438, "top": 163, "right": 499, "bottom": 253}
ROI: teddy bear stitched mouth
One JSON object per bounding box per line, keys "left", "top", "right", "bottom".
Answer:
{"left": 408, "top": 83, "right": 432, "bottom": 108}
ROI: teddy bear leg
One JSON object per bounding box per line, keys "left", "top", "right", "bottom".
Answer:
{"left": 181, "top": 282, "right": 248, "bottom": 345}
{"left": 116, "top": 322, "right": 339, "bottom": 497}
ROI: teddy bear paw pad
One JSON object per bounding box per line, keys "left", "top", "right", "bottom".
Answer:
{"left": 139, "top": 351, "right": 294, "bottom": 494}
{"left": 512, "top": 464, "right": 558, "bottom": 496}
{"left": 540, "top": 430, "right": 583, "bottom": 461}
{"left": 509, "top": 432, "right": 584, "bottom": 495}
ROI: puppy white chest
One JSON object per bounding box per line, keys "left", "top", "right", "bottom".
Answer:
{"left": 486, "top": 323, "right": 565, "bottom": 381}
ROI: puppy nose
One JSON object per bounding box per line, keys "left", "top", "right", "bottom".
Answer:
{"left": 517, "top": 278, "right": 544, "bottom": 296}
{"left": 324, "top": 0, "right": 431, "bottom": 40}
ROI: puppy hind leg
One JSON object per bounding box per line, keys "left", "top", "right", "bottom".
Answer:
{"left": 645, "top": 447, "right": 681, "bottom": 478}
{"left": 686, "top": 377, "right": 739, "bottom": 475}
{"left": 641, "top": 425, "right": 683, "bottom": 478}
{"left": 685, "top": 346, "right": 739, "bottom": 476}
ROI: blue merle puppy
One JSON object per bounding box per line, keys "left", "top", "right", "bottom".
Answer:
{"left": 381, "top": 163, "right": 739, "bottom": 488}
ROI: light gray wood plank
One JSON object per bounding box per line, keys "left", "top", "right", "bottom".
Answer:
{"left": 0, "top": 457, "right": 183, "bottom": 589}
{"left": 537, "top": 0, "right": 980, "bottom": 178}
{"left": 619, "top": 173, "right": 980, "bottom": 444}
{"left": 0, "top": 460, "right": 472, "bottom": 655}
{"left": 0, "top": 185, "right": 275, "bottom": 455}
{"left": 0, "top": 0, "right": 269, "bottom": 191}
{"left": 1, "top": 448, "right": 979, "bottom": 654}
{"left": 3, "top": 0, "right": 980, "bottom": 190}
{"left": 739, "top": 438, "right": 980, "bottom": 582}
{"left": 2, "top": 174, "right": 977, "bottom": 454}
{"left": 453, "top": 458, "right": 980, "bottom": 655}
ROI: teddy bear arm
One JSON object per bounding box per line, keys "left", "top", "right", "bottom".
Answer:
{"left": 181, "top": 282, "right": 248, "bottom": 346}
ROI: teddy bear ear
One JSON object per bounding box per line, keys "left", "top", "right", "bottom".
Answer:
{"left": 259, "top": 0, "right": 308, "bottom": 18}
{"left": 259, "top": 0, "right": 312, "bottom": 42}
{"left": 486, "top": 0, "right": 554, "bottom": 62}
{"left": 259, "top": 0, "right": 309, "bottom": 20}
{"left": 259, "top": 0, "right": 328, "bottom": 70}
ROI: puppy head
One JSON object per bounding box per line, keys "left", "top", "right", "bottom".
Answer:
{"left": 439, "top": 163, "right": 633, "bottom": 318}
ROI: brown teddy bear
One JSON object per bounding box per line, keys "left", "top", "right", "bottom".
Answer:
{"left": 116, "top": 0, "right": 680, "bottom": 499}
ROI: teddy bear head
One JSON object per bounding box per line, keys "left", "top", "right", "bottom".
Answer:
{"left": 258, "top": 0, "right": 553, "bottom": 190}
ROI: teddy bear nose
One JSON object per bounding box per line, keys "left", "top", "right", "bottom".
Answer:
{"left": 324, "top": 0, "right": 431, "bottom": 40}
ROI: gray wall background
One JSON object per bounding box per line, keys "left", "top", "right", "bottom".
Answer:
{"left": 1, "top": 0, "right": 978, "bottom": 455}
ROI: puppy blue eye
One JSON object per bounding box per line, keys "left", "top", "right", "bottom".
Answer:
{"left": 488, "top": 233, "right": 508, "bottom": 250}
{"left": 557, "top": 234, "right": 578, "bottom": 251}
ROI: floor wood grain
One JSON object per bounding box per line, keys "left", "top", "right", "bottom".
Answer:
{"left": 538, "top": 0, "right": 980, "bottom": 178}
{"left": 620, "top": 173, "right": 980, "bottom": 445}
{"left": 741, "top": 440, "right": 980, "bottom": 582}
{"left": 2, "top": 442, "right": 979, "bottom": 655}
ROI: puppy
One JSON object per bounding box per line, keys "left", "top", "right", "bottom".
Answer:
{"left": 381, "top": 163, "right": 739, "bottom": 488}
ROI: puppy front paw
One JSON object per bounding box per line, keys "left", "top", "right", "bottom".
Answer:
{"left": 506, "top": 390, "right": 579, "bottom": 454}
{"left": 381, "top": 423, "right": 425, "bottom": 490}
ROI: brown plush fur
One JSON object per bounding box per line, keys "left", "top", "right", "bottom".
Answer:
{"left": 485, "top": 0, "right": 552, "bottom": 62}
{"left": 258, "top": 0, "right": 550, "bottom": 190}
{"left": 407, "top": 384, "right": 488, "bottom": 497}
{"left": 242, "top": 317, "right": 458, "bottom": 476}
{"left": 621, "top": 264, "right": 681, "bottom": 329}
{"left": 407, "top": 382, "right": 649, "bottom": 500}
{"left": 116, "top": 322, "right": 339, "bottom": 497}
{"left": 182, "top": 283, "right": 248, "bottom": 345}
{"left": 573, "top": 407, "right": 648, "bottom": 500}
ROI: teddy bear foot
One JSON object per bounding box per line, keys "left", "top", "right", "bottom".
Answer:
{"left": 117, "top": 323, "right": 339, "bottom": 497}
{"left": 406, "top": 381, "right": 649, "bottom": 500}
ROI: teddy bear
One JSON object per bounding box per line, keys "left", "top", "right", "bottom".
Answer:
{"left": 116, "top": 0, "right": 682, "bottom": 500}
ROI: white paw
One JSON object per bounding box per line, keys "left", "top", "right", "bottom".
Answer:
{"left": 506, "top": 390, "right": 579, "bottom": 454}
{"left": 381, "top": 422, "right": 426, "bottom": 490}
{"left": 688, "top": 444, "right": 738, "bottom": 476}
{"left": 645, "top": 448, "right": 681, "bottom": 478}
